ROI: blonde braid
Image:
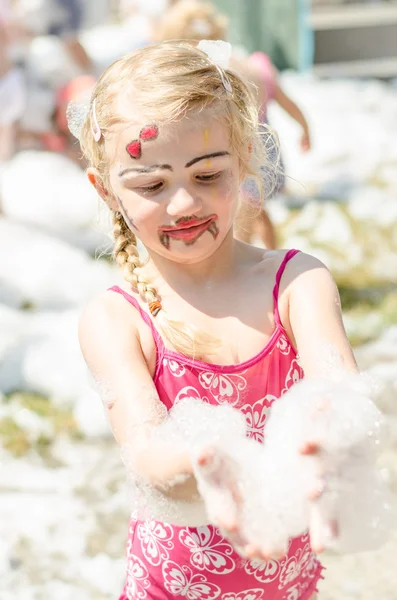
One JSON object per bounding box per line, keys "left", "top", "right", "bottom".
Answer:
{"left": 113, "top": 211, "right": 158, "bottom": 303}
{"left": 112, "top": 211, "right": 220, "bottom": 359}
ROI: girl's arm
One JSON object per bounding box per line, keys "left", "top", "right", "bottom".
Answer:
{"left": 274, "top": 83, "right": 311, "bottom": 152}
{"left": 274, "top": 84, "right": 309, "bottom": 131}
{"left": 282, "top": 252, "right": 358, "bottom": 377}
{"left": 78, "top": 292, "right": 196, "bottom": 498}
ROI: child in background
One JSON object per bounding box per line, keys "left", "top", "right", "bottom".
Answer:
{"left": 41, "top": 74, "right": 96, "bottom": 163}
{"left": 156, "top": 0, "right": 311, "bottom": 249}
{"left": 76, "top": 39, "right": 357, "bottom": 599}
{"left": 13, "top": 0, "right": 93, "bottom": 72}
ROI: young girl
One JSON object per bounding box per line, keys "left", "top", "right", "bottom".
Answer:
{"left": 155, "top": 0, "right": 312, "bottom": 250}
{"left": 77, "top": 40, "right": 357, "bottom": 600}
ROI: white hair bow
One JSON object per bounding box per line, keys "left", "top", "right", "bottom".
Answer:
{"left": 197, "top": 39, "right": 233, "bottom": 94}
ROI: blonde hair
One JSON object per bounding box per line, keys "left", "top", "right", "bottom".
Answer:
{"left": 79, "top": 41, "right": 270, "bottom": 358}
{"left": 156, "top": 0, "right": 228, "bottom": 42}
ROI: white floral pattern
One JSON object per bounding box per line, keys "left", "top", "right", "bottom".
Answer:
{"left": 222, "top": 589, "right": 264, "bottom": 600}
{"left": 276, "top": 335, "right": 291, "bottom": 356}
{"left": 198, "top": 371, "right": 247, "bottom": 406}
{"left": 282, "top": 359, "right": 303, "bottom": 395}
{"left": 282, "top": 583, "right": 302, "bottom": 600}
{"left": 125, "top": 553, "right": 151, "bottom": 600}
{"left": 163, "top": 560, "right": 221, "bottom": 599}
{"left": 137, "top": 521, "right": 174, "bottom": 566}
{"left": 241, "top": 396, "right": 276, "bottom": 442}
{"left": 163, "top": 358, "right": 186, "bottom": 377}
{"left": 180, "top": 526, "right": 235, "bottom": 574}
{"left": 279, "top": 545, "right": 311, "bottom": 589}
{"left": 300, "top": 551, "right": 318, "bottom": 580}
{"left": 244, "top": 558, "right": 281, "bottom": 584}
{"left": 175, "top": 385, "right": 206, "bottom": 404}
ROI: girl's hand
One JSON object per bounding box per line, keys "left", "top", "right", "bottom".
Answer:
{"left": 300, "top": 440, "right": 339, "bottom": 553}
{"left": 195, "top": 446, "right": 289, "bottom": 561}
{"left": 196, "top": 442, "right": 338, "bottom": 561}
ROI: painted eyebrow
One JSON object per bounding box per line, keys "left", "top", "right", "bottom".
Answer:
{"left": 119, "top": 164, "right": 173, "bottom": 177}
{"left": 185, "top": 151, "right": 231, "bottom": 168}
{"left": 118, "top": 151, "right": 230, "bottom": 177}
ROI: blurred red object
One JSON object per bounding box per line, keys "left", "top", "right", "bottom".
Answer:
{"left": 55, "top": 74, "right": 96, "bottom": 134}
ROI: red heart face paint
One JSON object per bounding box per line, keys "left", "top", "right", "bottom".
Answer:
{"left": 126, "top": 124, "right": 159, "bottom": 159}
{"left": 126, "top": 140, "right": 141, "bottom": 159}
{"left": 139, "top": 125, "right": 159, "bottom": 142}
{"left": 158, "top": 214, "right": 219, "bottom": 249}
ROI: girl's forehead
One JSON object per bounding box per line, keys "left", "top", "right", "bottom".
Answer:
{"left": 112, "top": 112, "right": 231, "bottom": 155}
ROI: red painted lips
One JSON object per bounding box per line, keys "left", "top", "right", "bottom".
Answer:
{"left": 158, "top": 215, "right": 219, "bottom": 249}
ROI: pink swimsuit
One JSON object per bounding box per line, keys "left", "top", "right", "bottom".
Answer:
{"left": 111, "top": 250, "right": 324, "bottom": 600}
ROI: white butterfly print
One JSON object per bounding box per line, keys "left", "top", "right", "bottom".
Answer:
{"left": 279, "top": 544, "right": 311, "bottom": 589}
{"left": 276, "top": 335, "right": 291, "bottom": 356}
{"left": 282, "top": 582, "right": 302, "bottom": 600}
{"left": 222, "top": 589, "right": 264, "bottom": 600}
{"left": 281, "top": 359, "right": 303, "bottom": 394}
{"left": 198, "top": 372, "right": 247, "bottom": 406}
{"left": 244, "top": 558, "right": 281, "bottom": 583}
{"left": 162, "top": 560, "right": 221, "bottom": 600}
{"left": 163, "top": 358, "right": 186, "bottom": 377}
{"left": 137, "top": 520, "right": 174, "bottom": 566}
{"left": 125, "top": 553, "right": 151, "bottom": 600}
{"left": 175, "top": 385, "right": 207, "bottom": 405}
{"left": 241, "top": 396, "right": 276, "bottom": 442}
{"left": 179, "top": 526, "right": 235, "bottom": 574}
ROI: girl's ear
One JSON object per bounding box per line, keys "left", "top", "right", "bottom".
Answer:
{"left": 87, "top": 168, "right": 118, "bottom": 210}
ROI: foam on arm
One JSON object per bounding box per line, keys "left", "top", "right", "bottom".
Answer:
{"left": 78, "top": 292, "right": 208, "bottom": 524}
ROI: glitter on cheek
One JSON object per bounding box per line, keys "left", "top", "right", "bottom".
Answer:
{"left": 223, "top": 168, "right": 235, "bottom": 200}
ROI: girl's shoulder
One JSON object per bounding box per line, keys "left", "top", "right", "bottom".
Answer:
{"left": 254, "top": 248, "right": 327, "bottom": 270}
{"left": 78, "top": 287, "right": 158, "bottom": 379}
{"left": 251, "top": 247, "right": 332, "bottom": 306}
{"left": 79, "top": 288, "right": 147, "bottom": 351}
{"left": 250, "top": 247, "right": 324, "bottom": 276}
{"left": 244, "top": 247, "right": 329, "bottom": 307}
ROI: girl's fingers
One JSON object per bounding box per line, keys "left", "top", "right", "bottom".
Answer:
{"left": 309, "top": 502, "right": 326, "bottom": 554}
{"left": 300, "top": 440, "right": 321, "bottom": 455}
{"left": 242, "top": 544, "right": 286, "bottom": 562}
{"left": 196, "top": 446, "right": 245, "bottom": 541}
{"left": 308, "top": 478, "right": 327, "bottom": 501}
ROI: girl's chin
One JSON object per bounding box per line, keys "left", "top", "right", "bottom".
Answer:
{"left": 145, "top": 237, "right": 224, "bottom": 262}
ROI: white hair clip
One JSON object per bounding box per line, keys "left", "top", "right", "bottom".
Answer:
{"left": 66, "top": 97, "right": 101, "bottom": 142}
{"left": 197, "top": 39, "right": 233, "bottom": 95}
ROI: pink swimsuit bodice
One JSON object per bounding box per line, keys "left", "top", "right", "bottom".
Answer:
{"left": 111, "top": 250, "right": 324, "bottom": 600}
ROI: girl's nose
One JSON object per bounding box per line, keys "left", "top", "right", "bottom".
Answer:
{"left": 166, "top": 187, "right": 203, "bottom": 217}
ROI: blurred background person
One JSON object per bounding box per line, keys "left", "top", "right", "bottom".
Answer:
{"left": 0, "top": 0, "right": 26, "bottom": 161}
{"left": 9, "top": 0, "right": 94, "bottom": 151}
{"left": 13, "top": 0, "right": 93, "bottom": 72}
{"left": 156, "top": 0, "right": 312, "bottom": 249}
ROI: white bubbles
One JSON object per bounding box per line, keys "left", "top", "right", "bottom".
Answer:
{"left": 116, "top": 376, "right": 395, "bottom": 555}
{"left": 256, "top": 374, "right": 395, "bottom": 554}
